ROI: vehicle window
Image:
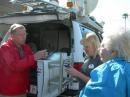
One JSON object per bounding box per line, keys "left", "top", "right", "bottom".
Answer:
{"left": 80, "top": 25, "right": 102, "bottom": 42}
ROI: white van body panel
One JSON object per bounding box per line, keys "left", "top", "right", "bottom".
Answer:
{"left": 0, "top": 14, "right": 69, "bottom": 24}
{"left": 37, "top": 53, "right": 70, "bottom": 97}
{"left": 72, "top": 21, "right": 84, "bottom": 62}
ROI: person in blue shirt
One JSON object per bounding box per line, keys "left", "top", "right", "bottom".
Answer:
{"left": 79, "top": 28, "right": 130, "bottom": 97}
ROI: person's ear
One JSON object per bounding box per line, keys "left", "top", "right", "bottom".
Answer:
{"left": 111, "top": 50, "right": 118, "bottom": 57}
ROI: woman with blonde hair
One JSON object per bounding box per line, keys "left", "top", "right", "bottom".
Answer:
{"left": 79, "top": 28, "right": 130, "bottom": 97}
{"left": 66, "top": 32, "right": 102, "bottom": 90}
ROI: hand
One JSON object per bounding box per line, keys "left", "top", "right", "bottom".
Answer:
{"left": 34, "top": 49, "right": 48, "bottom": 60}
{"left": 65, "top": 66, "right": 80, "bottom": 77}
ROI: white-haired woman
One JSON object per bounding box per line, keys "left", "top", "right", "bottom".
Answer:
{"left": 79, "top": 28, "right": 130, "bottom": 97}
{"left": 66, "top": 32, "right": 102, "bottom": 91}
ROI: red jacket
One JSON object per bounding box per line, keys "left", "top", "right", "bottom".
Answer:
{"left": 0, "top": 39, "right": 36, "bottom": 96}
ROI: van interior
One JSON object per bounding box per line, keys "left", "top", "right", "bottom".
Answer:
{"left": 24, "top": 20, "right": 71, "bottom": 97}
{"left": 25, "top": 20, "right": 71, "bottom": 55}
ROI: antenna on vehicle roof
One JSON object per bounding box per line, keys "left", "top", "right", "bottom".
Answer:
{"left": 67, "top": 0, "right": 98, "bottom": 16}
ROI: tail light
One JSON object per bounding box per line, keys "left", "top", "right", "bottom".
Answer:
{"left": 73, "top": 62, "right": 83, "bottom": 71}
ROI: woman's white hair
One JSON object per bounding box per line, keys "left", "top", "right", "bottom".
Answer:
{"left": 103, "top": 28, "right": 130, "bottom": 61}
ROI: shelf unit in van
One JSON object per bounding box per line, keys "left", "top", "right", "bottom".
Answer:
{"left": 37, "top": 52, "right": 73, "bottom": 97}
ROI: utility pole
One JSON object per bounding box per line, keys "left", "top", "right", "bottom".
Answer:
{"left": 122, "top": 13, "right": 129, "bottom": 32}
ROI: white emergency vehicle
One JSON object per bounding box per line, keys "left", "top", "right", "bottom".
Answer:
{"left": 0, "top": 0, "right": 103, "bottom": 97}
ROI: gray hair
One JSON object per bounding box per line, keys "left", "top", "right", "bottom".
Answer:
{"left": 0, "top": 23, "right": 25, "bottom": 46}
{"left": 103, "top": 28, "right": 130, "bottom": 61}
{"left": 8, "top": 23, "right": 25, "bottom": 34}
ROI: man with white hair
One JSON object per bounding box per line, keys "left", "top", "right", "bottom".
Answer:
{"left": 0, "top": 23, "right": 48, "bottom": 97}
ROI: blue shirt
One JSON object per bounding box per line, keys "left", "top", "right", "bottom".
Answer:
{"left": 79, "top": 57, "right": 130, "bottom": 97}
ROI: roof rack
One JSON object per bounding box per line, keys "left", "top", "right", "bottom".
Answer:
{"left": 11, "top": 0, "right": 70, "bottom": 13}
